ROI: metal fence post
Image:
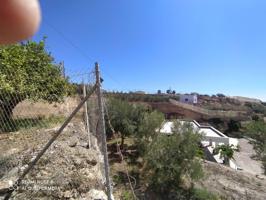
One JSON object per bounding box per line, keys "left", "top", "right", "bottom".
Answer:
{"left": 83, "top": 80, "right": 91, "bottom": 148}
{"left": 95, "top": 62, "right": 112, "bottom": 200}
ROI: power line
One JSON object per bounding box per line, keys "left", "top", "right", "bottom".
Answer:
{"left": 43, "top": 20, "right": 95, "bottom": 67}
{"left": 43, "top": 20, "right": 135, "bottom": 92}
{"left": 100, "top": 68, "right": 133, "bottom": 92}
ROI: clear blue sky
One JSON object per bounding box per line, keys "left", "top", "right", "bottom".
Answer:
{"left": 33, "top": 0, "right": 266, "bottom": 100}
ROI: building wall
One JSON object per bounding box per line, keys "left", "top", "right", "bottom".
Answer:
{"left": 180, "top": 94, "right": 198, "bottom": 104}
{"left": 202, "top": 136, "right": 230, "bottom": 146}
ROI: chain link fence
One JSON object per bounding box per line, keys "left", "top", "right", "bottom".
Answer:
{"left": 0, "top": 69, "right": 111, "bottom": 200}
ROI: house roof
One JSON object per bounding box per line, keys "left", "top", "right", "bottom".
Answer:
{"left": 160, "top": 120, "right": 228, "bottom": 138}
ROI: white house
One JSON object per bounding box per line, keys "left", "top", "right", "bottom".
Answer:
{"left": 180, "top": 94, "right": 198, "bottom": 104}
{"left": 160, "top": 120, "right": 239, "bottom": 170}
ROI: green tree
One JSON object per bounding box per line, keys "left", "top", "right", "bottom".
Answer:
{"left": 107, "top": 98, "right": 139, "bottom": 149}
{"left": 213, "top": 144, "right": 235, "bottom": 165}
{"left": 107, "top": 98, "right": 165, "bottom": 150}
{"left": 143, "top": 122, "right": 203, "bottom": 194}
{"left": 135, "top": 110, "right": 164, "bottom": 154}
{"left": 0, "top": 39, "right": 70, "bottom": 125}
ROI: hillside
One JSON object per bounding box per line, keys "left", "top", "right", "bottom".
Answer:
{"left": 198, "top": 161, "right": 266, "bottom": 200}
{"left": 1, "top": 95, "right": 266, "bottom": 199}
{"left": 106, "top": 92, "right": 266, "bottom": 118}
{"left": 0, "top": 122, "right": 107, "bottom": 200}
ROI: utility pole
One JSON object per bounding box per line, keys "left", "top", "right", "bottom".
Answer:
{"left": 95, "top": 62, "right": 112, "bottom": 200}
{"left": 83, "top": 79, "right": 91, "bottom": 148}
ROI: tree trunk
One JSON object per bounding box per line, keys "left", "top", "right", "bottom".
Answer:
{"left": 224, "top": 156, "right": 230, "bottom": 166}
{"left": 120, "top": 135, "right": 125, "bottom": 150}
{"left": 0, "top": 100, "right": 19, "bottom": 132}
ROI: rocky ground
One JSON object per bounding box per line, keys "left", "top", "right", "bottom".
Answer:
{"left": 197, "top": 160, "right": 266, "bottom": 200}
{"left": 0, "top": 122, "right": 107, "bottom": 200}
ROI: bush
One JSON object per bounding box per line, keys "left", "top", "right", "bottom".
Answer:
{"left": 227, "top": 120, "right": 241, "bottom": 133}
{"left": 216, "top": 93, "right": 226, "bottom": 98}
{"left": 245, "top": 102, "right": 266, "bottom": 115}
{"left": 121, "top": 190, "right": 135, "bottom": 200}
{"left": 213, "top": 144, "right": 235, "bottom": 165}
{"left": 192, "top": 188, "right": 220, "bottom": 200}
{"left": 246, "top": 120, "right": 266, "bottom": 174}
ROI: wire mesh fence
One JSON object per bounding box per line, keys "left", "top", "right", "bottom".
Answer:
{"left": 0, "top": 69, "right": 97, "bottom": 132}
{"left": 0, "top": 68, "right": 112, "bottom": 200}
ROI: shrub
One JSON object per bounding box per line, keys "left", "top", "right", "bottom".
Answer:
{"left": 192, "top": 188, "right": 220, "bottom": 200}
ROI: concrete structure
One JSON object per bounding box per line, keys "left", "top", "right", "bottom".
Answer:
{"left": 180, "top": 94, "right": 198, "bottom": 104}
{"left": 160, "top": 120, "right": 239, "bottom": 169}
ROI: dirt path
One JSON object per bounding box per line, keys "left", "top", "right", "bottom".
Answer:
{"left": 234, "top": 138, "right": 264, "bottom": 176}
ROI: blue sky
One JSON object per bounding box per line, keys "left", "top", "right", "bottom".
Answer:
{"left": 33, "top": 0, "right": 266, "bottom": 100}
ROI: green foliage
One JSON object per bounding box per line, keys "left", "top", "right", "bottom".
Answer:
{"left": 245, "top": 102, "right": 266, "bottom": 115}
{"left": 192, "top": 188, "right": 220, "bottom": 200}
{"left": 107, "top": 97, "right": 165, "bottom": 150}
{"left": 121, "top": 190, "right": 135, "bottom": 200}
{"left": 227, "top": 120, "right": 241, "bottom": 133}
{"left": 252, "top": 115, "right": 260, "bottom": 121}
{"left": 226, "top": 119, "right": 243, "bottom": 138}
{"left": 246, "top": 120, "right": 266, "bottom": 157}
{"left": 107, "top": 98, "right": 140, "bottom": 147}
{"left": 246, "top": 120, "right": 266, "bottom": 174}
{"left": 0, "top": 39, "right": 70, "bottom": 102}
{"left": 213, "top": 144, "right": 235, "bottom": 165}
{"left": 113, "top": 172, "right": 127, "bottom": 185}
{"left": 105, "top": 92, "right": 180, "bottom": 102}
{"left": 135, "top": 110, "right": 164, "bottom": 154}
{"left": 196, "top": 148, "right": 205, "bottom": 159}
{"left": 0, "top": 39, "right": 71, "bottom": 127}
{"left": 216, "top": 93, "right": 226, "bottom": 98}
{"left": 143, "top": 122, "right": 203, "bottom": 193}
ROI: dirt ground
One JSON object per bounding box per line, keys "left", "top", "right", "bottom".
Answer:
{"left": 0, "top": 122, "right": 107, "bottom": 200}
{"left": 0, "top": 96, "right": 107, "bottom": 200}
{"left": 198, "top": 160, "right": 266, "bottom": 200}
{"left": 13, "top": 96, "right": 82, "bottom": 118}
{"left": 234, "top": 138, "right": 264, "bottom": 176}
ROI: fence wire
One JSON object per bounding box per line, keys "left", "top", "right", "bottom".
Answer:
{"left": 0, "top": 71, "right": 109, "bottom": 200}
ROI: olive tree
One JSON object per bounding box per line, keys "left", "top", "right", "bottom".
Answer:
{"left": 107, "top": 98, "right": 139, "bottom": 149}
{"left": 106, "top": 98, "right": 164, "bottom": 150}
{"left": 135, "top": 110, "right": 164, "bottom": 154}
{"left": 143, "top": 122, "right": 203, "bottom": 194}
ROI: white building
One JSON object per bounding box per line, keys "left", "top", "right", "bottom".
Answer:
{"left": 180, "top": 94, "right": 198, "bottom": 104}
{"left": 160, "top": 120, "right": 239, "bottom": 170}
